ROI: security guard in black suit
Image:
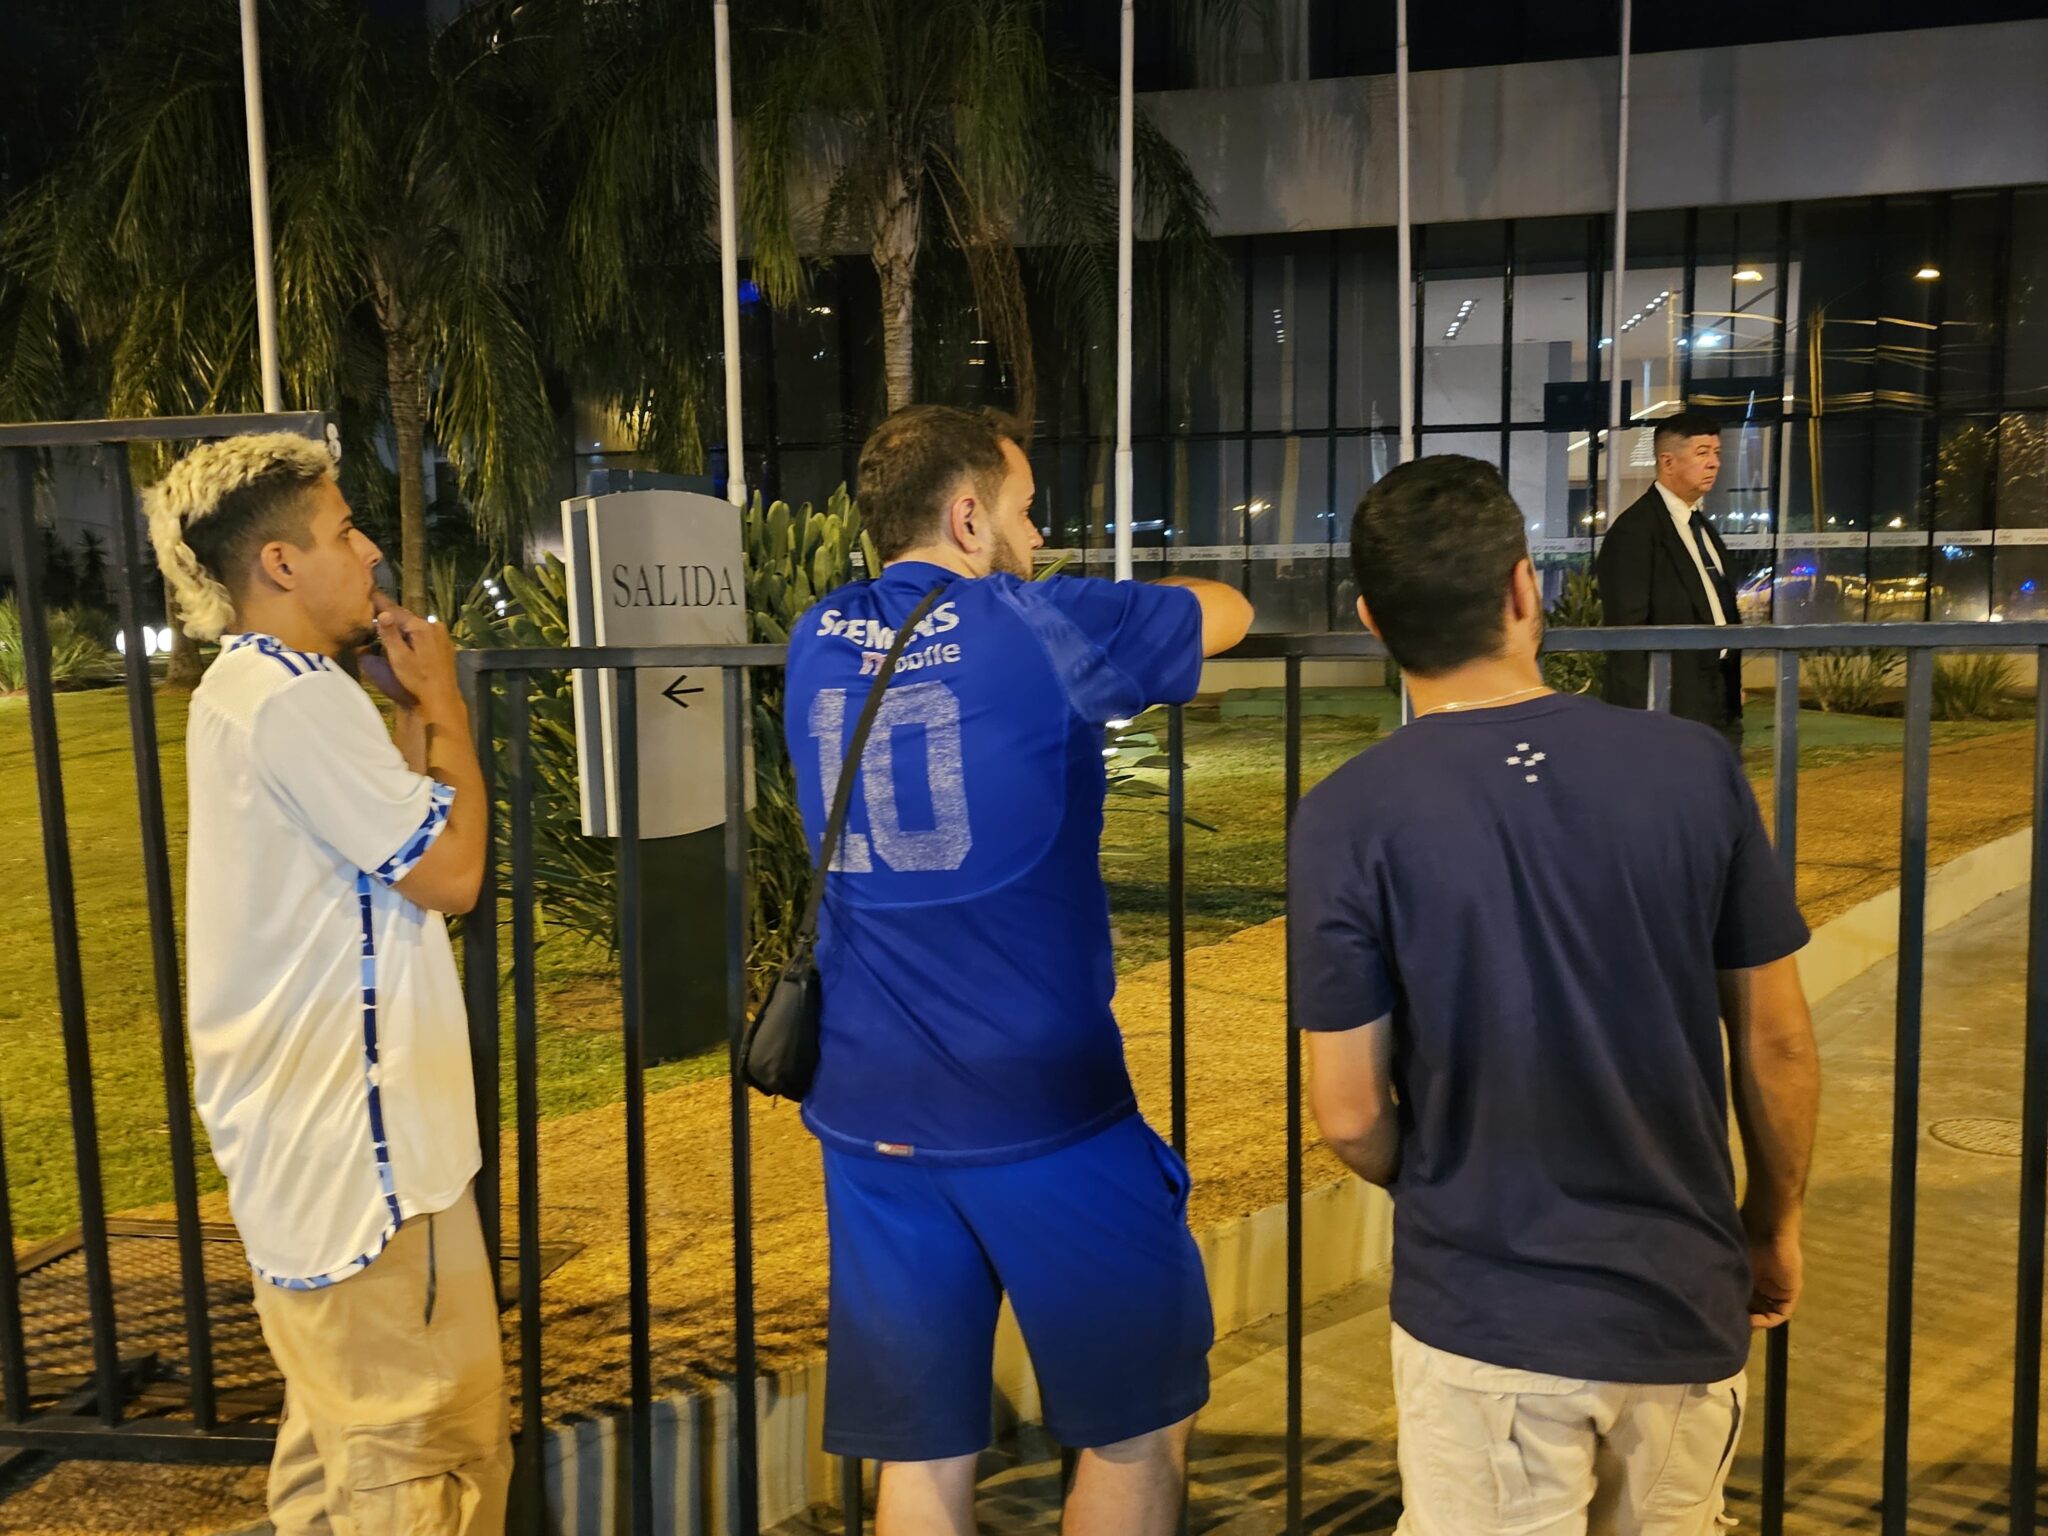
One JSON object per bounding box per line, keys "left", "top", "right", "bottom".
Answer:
{"left": 1596, "top": 411, "right": 1743, "bottom": 749}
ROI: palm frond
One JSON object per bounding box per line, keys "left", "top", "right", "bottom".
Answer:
{"left": 428, "top": 279, "right": 555, "bottom": 555}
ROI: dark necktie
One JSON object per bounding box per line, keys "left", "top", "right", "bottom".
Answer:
{"left": 1689, "top": 511, "right": 1733, "bottom": 623}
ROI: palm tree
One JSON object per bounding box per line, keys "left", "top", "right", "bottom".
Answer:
{"left": 0, "top": 0, "right": 557, "bottom": 619}
{"left": 738, "top": 0, "right": 1243, "bottom": 425}
{"left": 519, "top": 0, "right": 725, "bottom": 477}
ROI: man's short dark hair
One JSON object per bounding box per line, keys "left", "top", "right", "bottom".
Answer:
{"left": 1350, "top": 455, "right": 1530, "bottom": 677}
{"left": 855, "top": 405, "right": 1022, "bottom": 561}
{"left": 180, "top": 467, "right": 324, "bottom": 600}
{"left": 1653, "top": 411, "right": 1723, "bottom": 457}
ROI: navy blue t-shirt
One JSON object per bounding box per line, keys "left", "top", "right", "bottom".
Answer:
{"left": 785, "top": 562, "right": 1203, "bottom": 1164}
{"left": 1290, "top": 692, "right": 1808, "bottom": 1384}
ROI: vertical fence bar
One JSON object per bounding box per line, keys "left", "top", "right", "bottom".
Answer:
{"left": 1649, "top": 649, "right": 1673, "bottom": 713}
{"left": 2011, "top": 646, "right": 2048, "bottom": 1536}
{"left": 1763, "top": 649, "right": 1800, "bottom": 1536}
{"left": 1170, "top": 702, "right": 1191, "bottom": 1536}
{"left": 1168, "top": 704, "right": 1189, "bottom": 1157}
{"left": 615, "top": 680, "right": 655, "bottom": 1536}
{"left": 6, "top": 450, "right": 123, "bottom": 1427}
{"left": 460, "top": 659, "right": 502, "bottom": 1289}
{"left": 110, "top": 455, "right": 216, "bottom": 1427}
{"left": 725, "top": 671, "right": 761, "bottom": 1535}
{"left": 1882, "top": 647, "right": 1934, "bottom": 1536}
{"left": 841, "top": 1455, "right": 863, "bottom": 1536}
{"left": 0, "top": 1102, "right": 27, "bottom": 1423}
{"left": 1284, "top": 655, "right": 1304, "bottom": 1535}
{"left": 505, "top": 674, "right": 548, "bottom": 1528}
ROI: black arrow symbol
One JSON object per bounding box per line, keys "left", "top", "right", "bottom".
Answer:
{"left": 662, "top": 674, "right": 706, "bottom": 709}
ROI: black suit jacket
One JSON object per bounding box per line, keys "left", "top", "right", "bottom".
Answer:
{"left": 1595, "top": 486, "right": 1742, "bottom": 730}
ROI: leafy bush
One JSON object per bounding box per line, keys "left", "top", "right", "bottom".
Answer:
{"left": 447, "top": 558, "right": 621, "bottom": 954}
{"left": 1932, "top": 652, "right": 2015, "bottom": 721}
{"left": 0, "top": 598, "right": 120, "bottom": 694}
{"left": 1541, "top": 570, "right": 1606, "bottom": 696}
{"left": 1808, "top": 649, "right": 1902, "bottom": 715}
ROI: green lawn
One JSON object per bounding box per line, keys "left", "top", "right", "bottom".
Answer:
{"left": 1, "top": 683, "right": 2027, "bottom": 1245}
{"left": 1097, "top": 689, "right": 2031, "bottom": 974}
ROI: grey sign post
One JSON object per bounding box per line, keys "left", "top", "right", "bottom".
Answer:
{"left": 565, "top": 489, "right": 751, "bottom": 1062}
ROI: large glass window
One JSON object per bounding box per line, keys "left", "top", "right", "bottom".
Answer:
{"left": 750, "top": 185, "right": 2048, "bottom": 633}
{"left": 1334, "top": 229, "right": 1401, "bottom": 431}
{"left": 1941, "top": 193, "right": 2006, "bottom": 411}
{"left": 2009, "top": 190, "right": 2048, "bottom": 408}
{"left": 1510, "top": 218, "right": 1598, "bottom": 426}
{"left": 1419, "top": 222, "right": 1507, "bottom": 429}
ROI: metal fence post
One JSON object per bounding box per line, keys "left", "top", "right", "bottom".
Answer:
{"left": 1881, "top": 648, "right": 1934, "bottom": 1536}
{"left": 1283, "top": 655, "right": 1304, "bottom": 1535}
{"left": 6, "top": 448, "right": 124, "bottom": 1428}
{"left": 2011, "top": 645, "right": 2048, "bottom": 1536}
{"left": 109, "top": 452, "right": 216, "bottom": 1428}
{"left": 616, "top": 678, "right": 655, "bottom": 1536}
{"left": 725, "top": 671, "right": 761, "bottom": 1534}
{"left": 505, "top": 674, "right": 548, "bottom": 1531}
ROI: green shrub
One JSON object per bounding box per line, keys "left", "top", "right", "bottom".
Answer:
{"left": 1808, "top": 648, "right": 1902, "bottom": 715}
{"left": 1932, "top": 652, "right": 2015, "bottom": 721}
{"left": 447, "top": 557, "right": 622, "bottom": 954}
{"left": 0, "top": 597, "right": 120, "bottom": 694}
{"left": 1541, "top": 569, "right": 1606, "bottom": 696}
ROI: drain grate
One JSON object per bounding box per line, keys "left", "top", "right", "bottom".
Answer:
{"left": 1930, "top": 1117, "right": 2024, "bottom": 1157}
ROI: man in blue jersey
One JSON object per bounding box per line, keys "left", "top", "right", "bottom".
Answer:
{"left": 786, "top": 404, "right": 1252, "bottom": 1535}
{"left": 1291, "top": 456, "right": 1818, "bottom": 1534}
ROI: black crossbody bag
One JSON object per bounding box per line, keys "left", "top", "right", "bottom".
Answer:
{"left": 742, "top": 588, "right": 945, "bottom": 1101}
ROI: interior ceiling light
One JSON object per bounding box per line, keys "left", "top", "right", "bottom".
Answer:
{"left": 1733, "top": 268, "right": 1765, "bottom": 283}
{"left": 1915, "top": 265, "right": 1942, "bottom": 281}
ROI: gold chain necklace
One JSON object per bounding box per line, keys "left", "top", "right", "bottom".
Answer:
{"left": 1416, "top": 684, "right": 1553, "bottom": 719}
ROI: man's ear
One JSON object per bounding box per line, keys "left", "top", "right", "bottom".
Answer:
{"left": 1356, "top": 594, "right": 1384, "bottom": 640}
{"left": 943, "top": 484, "right": 980, "bottom": 555}
{"left": 256, "top": 540, "right": 298, "bottom": 592}
{"left": 1510, "top": 557, "right": 1542, "bottom": 624}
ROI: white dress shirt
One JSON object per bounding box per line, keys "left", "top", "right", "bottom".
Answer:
{"left": 1656, "top": 481, "right": 1731, "bottom": 628}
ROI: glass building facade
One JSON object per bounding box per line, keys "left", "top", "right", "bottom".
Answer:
{"left": 718, "top": 186, "right": 2048, "bottom": 634}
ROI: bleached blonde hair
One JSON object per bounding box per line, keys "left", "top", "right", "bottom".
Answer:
{"left": 145, "top": 433, "right": 336, "bottom": 642}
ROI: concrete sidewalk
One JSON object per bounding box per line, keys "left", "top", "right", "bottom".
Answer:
{"left": 779, "top": 885, "right": 2048, "bottom": 1534}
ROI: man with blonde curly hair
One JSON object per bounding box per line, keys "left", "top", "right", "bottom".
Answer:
{"left": 150, "top": 432, "right": 507, "bottom": 1533}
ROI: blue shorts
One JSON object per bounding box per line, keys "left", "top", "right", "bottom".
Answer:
{"left": 820, "top": 1112, "right": 1214, "bottom": 1462}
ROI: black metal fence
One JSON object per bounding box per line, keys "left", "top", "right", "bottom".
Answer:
{"left": 5, "top": 420, "right": 2048, "bottom": 1535}
{"left": 2, "top": 415, "right": 323, "bottom": 1471}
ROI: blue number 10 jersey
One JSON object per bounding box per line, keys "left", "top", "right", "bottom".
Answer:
{"left": 784, "top": 561, "right": 1204, "bottom": 1164}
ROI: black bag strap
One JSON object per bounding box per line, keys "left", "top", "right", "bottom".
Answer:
{"left": 796, "top": 586, "right": 947, "bottom": 945}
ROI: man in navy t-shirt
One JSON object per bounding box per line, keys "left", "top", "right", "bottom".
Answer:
{"left": 786, "top": 405, "right": 1252, "bottom": 1534}
{"left": 1289, "top": 456, "right": 1819, "bottom": 1535}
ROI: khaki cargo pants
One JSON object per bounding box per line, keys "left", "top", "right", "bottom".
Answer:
{"left": 1392, "top": 1324, "right": 1746, "bottom": 1536}
{"left": 252, "top": 1188, "right": 512, "bottom": 1535}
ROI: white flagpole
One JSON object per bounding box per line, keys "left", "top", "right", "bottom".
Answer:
{"left": 1395, "top": 0, "right": 1414, "bottom": 464}
{"left": 238, "top": 0, "right": 282, "bottom": 412}
{"left": 1114, "top": 0, "right": 1136, "bottom": 581}
{"left": 713, "top": 1, "right": 747, "bottom": 509}
{"left": 1604, "top": 0, "right": 1634, "bottom": 526}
